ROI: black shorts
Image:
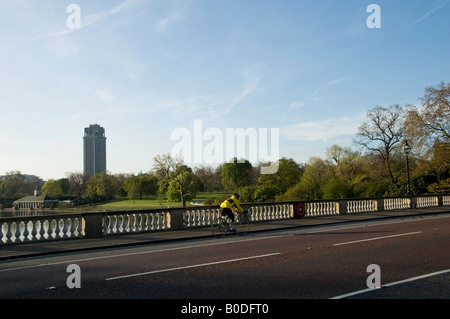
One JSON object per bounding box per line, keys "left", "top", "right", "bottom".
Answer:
{"left": 220, "top": 207, "right": 235, "bottom": 222}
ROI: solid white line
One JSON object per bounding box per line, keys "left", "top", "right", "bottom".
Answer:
{"left": 333, "top": 231, "right": 422, "bottom": 246}
{"left": 330, "top": 269, "right": 450, "bottom": 299}
{"left": 105, "top": 253, "right": 281, "bottom": 281}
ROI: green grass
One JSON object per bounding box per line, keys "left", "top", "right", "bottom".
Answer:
{"left": 97, "top": 192, "right": 229, "bottom": 211}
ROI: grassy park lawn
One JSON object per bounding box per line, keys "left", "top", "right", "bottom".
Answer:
{"left": 97, "top": 192, "right": 228, "bottom": 211}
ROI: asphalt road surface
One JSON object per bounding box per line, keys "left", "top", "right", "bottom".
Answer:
{"left": 1, "top": 213, "right": 449, "bottom": 311}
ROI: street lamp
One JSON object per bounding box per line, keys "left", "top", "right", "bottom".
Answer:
{"left": 404, "top": 140, "right": 411, "bottom": 195}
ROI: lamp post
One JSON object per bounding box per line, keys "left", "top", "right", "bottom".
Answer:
{"left": 404, "top": 140, "right": 411, "bottom": 195}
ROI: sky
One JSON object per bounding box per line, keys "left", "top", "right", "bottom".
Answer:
{"left": 0, "top": 0, "right": 449, "bottom": 181}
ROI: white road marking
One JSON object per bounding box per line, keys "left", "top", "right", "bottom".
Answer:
{"left": 105, "top": 253, "right": 281, "bottom": 281}
{"left": 0, "top": 235, "right": 289, "bottom": 273}
{"left": 330, "top": 269, "right": 450, "bottom": 299}
{"left": 333, "top": 231, "right": 422, "bottom": 246}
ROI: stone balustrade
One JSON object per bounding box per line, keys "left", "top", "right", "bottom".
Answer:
{"left": 1, "top": 194, "right": 449, "bottom": 245}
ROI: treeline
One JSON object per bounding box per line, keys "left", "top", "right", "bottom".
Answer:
{"left": 1, "top": 82, "right": 449, "bottom": 205}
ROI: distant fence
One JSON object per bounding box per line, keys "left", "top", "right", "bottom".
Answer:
{"left": 1, "top": 194, "right": 449, "bottom": 245}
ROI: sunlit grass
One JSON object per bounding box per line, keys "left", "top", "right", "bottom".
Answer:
{"left": 97, "top": 192, "right": 228, "bottom": 211}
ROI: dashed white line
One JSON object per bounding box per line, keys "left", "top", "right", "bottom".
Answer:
{"left": 333, "top": 231, "right": 422, "bottom": 246}
{"left": 105, "top": 253, "right": 281, "bottom": 281}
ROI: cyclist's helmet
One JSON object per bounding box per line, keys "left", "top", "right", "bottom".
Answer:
{"left": 233, "top": 192, "right": 240, "bottom": 199}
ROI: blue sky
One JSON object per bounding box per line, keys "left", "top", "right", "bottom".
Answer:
{"left": 1, "top": 0, "right": 449, "bottom": 181}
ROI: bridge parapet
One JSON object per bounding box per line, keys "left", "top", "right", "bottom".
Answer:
{"left": 1, "top": 194, "right": 449, "bottom": 245}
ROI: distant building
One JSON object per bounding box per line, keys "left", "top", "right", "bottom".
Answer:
{"left": 13, "top": 189, "right": 58, "bottom": 209}
{"left": 83, "top": 124, "right": 107, "bottom": 178}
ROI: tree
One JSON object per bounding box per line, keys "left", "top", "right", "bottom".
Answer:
{"left": 41, "top": 179, "right": 63, "bottom": 197}
{"left": 258, "top": 158, "right": 303, "bottom": 193}
{"left": 221, "top": 158, "right": 254, "bottom": 191}
{"left": 194, "top": 165, "right": 223, "bottom": 193}
{"left": 153, "top": 153, "right": 184, "bottom": 195}
{"left": 405, "top": 82, "right": 450, "bottom": 154}
{"left": 419, "top": 81, "right": 450, "bottom": 142}
{"left": 278, "top": 157, "right": 331, "bottom": 201}
{"left": 123, "top": 176, "right": 141, "bottom": 202}
{"left": 326, "top": 145, "right": 361, "bottom": 181}
{"left": 66, "top": 171, "right": 89, "bottom": 198}
{"left": 139, "top": 174, "right": 158, "bottom": 198}
{"left": 355, "top": 105, "right": 405, "bottom": 187}
{"left": 84, "top": 172, "right": 118, "bottom": 201}
{"left": 166, "top": 165, "right": 201, "bottom": 207}
{"left": 0, "top": 171, "right": 42, "bottom": 197}
{"left": 152, "top": 153, "right": 184, "bottom": 181}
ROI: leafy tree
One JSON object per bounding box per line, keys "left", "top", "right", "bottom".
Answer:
{"left": 427, "top": 178, "right": 450, "bottom": 194}
{"left": 41, "top": 179, "right": 63, "bottom": 197}
{"left": 140, "top": 174, "right": 158, "bottom": 197}
{"left": 0, "top": 171, "right": 42, "bottom": 197}
{"left": 123, "top": 176, "right": 141, "bottom": 202}
{"left": 278, "top": 157, "right": 331, "bottom": 200}
{"left": 84, "top": 172, "right": 119, "bottom": 201}
{"left": 152, "top": 153, "right": 184, "bottom": 181}
{"left": 153, "top": 153, "right": 184, "bottom": 195}
{"left": 258, "top": 158, "right": 304, "bottom": 194}
{"left": 221, "top": 158, "right": 254, "bottom": 191}
{"left": 166, "top": 165, "right": 201, "bottom": 206}
{"left": 194, "top": 165, "right": 223, "bottom": 193}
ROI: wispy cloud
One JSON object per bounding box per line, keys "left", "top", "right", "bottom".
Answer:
{"left": 37, "top": 0, "right": 150, "bottom": 39}
{"left": 156, "top": 13, "right": 183, "bottom": 32}
{"left": 409, "top": 0, "right": 450, "bottom": 28}
{"left": 281, "top": 113, "right": 366, "bottom": 142}
{"left": 310, "top": 77, "right": 347, "bottom": 98}
{"left": 288, "top": 101, "right": 305, "bottom": 112}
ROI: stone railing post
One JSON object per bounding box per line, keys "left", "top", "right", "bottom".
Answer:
{"left": 169, "top": 208, "right": 185, "bottom": 230}
{"left": 83, "top": 212, "right": 103, "bottom": 238}
{"left": 338, "top": 200, "right": 347, "bottom": 214}
{"left": 409, "top": 196, "right": 417, "bottom": 209}
{"left": 437, "top": 195, "right": 443, "bottom": 207}
{"left": 376, "top": 198, "right": 384, "bottom": 212}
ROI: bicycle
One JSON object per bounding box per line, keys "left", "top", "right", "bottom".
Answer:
{"left": 211, "top": 210, "right": 250, "bottom": 237}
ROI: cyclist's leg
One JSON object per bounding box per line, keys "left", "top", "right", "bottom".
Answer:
{"left": 223, "top": 208, "right": 235, "bottom": 230}
{"left": 212, "top": 208, "right": 228, "bottom": 237}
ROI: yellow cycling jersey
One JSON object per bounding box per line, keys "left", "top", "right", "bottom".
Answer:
{"left": 220, "top": 196, "right": 244, "bottom": 212}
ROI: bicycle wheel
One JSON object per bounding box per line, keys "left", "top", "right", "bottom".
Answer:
{"left": 212, "top": 217, "right": 229, "bottom": 237}
{"left": 235, "top": 212, "right": 249, "bottom": 235}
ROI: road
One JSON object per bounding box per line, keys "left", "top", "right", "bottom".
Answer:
{"left": 0, "top": 213, "right": 449, "bottom": 307}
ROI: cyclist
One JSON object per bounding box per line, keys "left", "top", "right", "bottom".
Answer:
{"left": 219, "top": 193, "right": 246, "bottom": 232}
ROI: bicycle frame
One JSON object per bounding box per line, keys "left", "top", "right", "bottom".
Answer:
{"left": 211, "top": 210, "right": 249, "bottom": 237}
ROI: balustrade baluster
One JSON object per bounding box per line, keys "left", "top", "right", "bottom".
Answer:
{"left": 6, "top": 222, "right": 16, "bottom": 244}
{"left": 30, "top": 219, "right": 41, "bottom": 241}
{"left": 56, "top": 218, "right": 64, "bottom": 239}
{"left": 24, "top": 220, "right": 33, "bottom": 242}
{"left": 70, "top": 218, "right": 79, "bottom": 237}
{"left": 17, "top": 221, "right": 25, "bottom": 242}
